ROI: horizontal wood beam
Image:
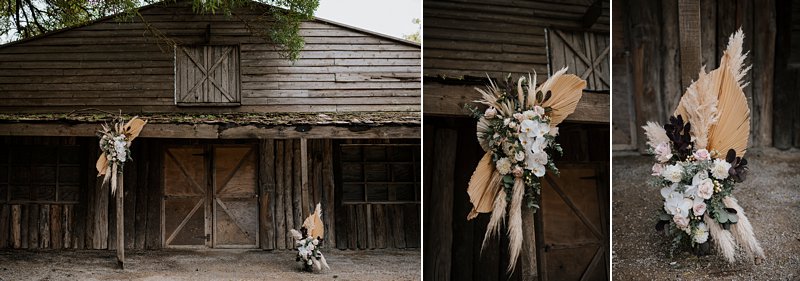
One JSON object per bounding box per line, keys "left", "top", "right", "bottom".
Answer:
{"left": 423, "top": 82, "right": 609, "bottom": 123}
{"left": 0, "top": 122, "right": 420, "bottom": 139}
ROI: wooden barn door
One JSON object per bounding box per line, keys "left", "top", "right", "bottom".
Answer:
{"left": 536, "top": 164, "right": 608, "bottom": 281}
{"left": 175, "top": 45, "right": 241, "bottom": 105}
{"left": 162, "top": 145, "right": 258, "bottom": 248}
{"left": 547, "top": 29, "right": 609, "bottom": 91}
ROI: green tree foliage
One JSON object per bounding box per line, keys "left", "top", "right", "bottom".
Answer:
{"left": 0, "top": 0, "right": 319, "bottom": 61}
{"left": 403, "top": 17, "right": 420, "bottom": 43}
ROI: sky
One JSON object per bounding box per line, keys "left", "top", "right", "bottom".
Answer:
{"left": 314, "top": 0, "right": 420, "bottom": 40}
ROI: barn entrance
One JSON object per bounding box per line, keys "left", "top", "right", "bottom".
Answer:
{"left": 162, "top": 145, "right": 258, "bottom": 248}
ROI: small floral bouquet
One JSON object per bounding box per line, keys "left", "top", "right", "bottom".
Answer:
{"left": 95, "top": 116, "right": 146, "bottom": 195}
{"left": 644, "top": 29, "right": 764, "bottom": 263}
{"left": 290, "top": 203, "right": 330, "bottom": 272}
{"left": 466, "top": 68, "right": 585, "bottom": 272}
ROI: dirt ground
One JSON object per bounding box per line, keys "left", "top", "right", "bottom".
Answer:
{"left": 0, "top": 248, "right": 420, "bottom": 281}
{"left": 612, "top": 148, "right": 800, "bottom": 280}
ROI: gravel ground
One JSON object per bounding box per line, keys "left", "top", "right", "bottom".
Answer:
{"left": 612, "top": 149, "right": 800, "bottom": 280}
{"left": 0, "top": 248, "right": 420, "bottom": 281}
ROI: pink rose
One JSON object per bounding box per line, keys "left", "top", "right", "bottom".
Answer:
{"left": 651, "top": 163, "right": 665, "bottom": 176}
{"left": 512, "top": 166, "right": 524, "bottom": 178}
{"left": 673, "top": 214, "right": 690, "bottom": 230}
{"left": 693, "top": 201, "right": 706, "bottom": 216}
{"left": 513, "top": 113, "right": 524, "bottom": 121}
{"left": 654, "top": 143, "right": 673, "bottom": 163}
{"left": 696, "top": 179, "right": 714, "bottom": 199}
{"left": 693, "top": 149, "right": 710, "bottom": 161}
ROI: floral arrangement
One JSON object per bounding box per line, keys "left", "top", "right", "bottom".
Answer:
{"left": 290, "top": 203, "right": 330, "bottom": 272}
{"left": 95, "top": 116, "right": 146, "bottom": 195}
{"left": 644, "top": 29, "right": 764, "bottom": 263}
{"left": 466, "top": 68, "right": 585, "bottom": 272}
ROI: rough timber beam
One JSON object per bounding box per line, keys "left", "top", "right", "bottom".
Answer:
{"left": 0, "top": 123, "right": 420, "bottom": 139}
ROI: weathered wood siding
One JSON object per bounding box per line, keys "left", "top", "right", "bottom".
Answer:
{"left": 0, "top": 1, "right": 420, "bottom": 113}
{"left": 614, "top": 0, "right": 778, "bottom": 151}
{"left": 423, "top": 0, "right": 609, "bottom": 79}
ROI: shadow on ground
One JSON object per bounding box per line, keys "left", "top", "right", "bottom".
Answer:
{"left": 612, "top": 148, "right": 800, "bottom": 280}
{"left": 0, "top": 248, "right": 420, "bottom": 280}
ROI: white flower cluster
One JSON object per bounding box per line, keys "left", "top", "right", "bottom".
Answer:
{"left": 486, "top": 106, "right": 557, "bottom": 178}
{"left": 296, "top": 237, "right": 322, "bottom": 266}
{"left": 652, "top": 147, "right": 732, "bottom": 244}
{"left": 100, "top": 132, "right": 130, "bottom": 164}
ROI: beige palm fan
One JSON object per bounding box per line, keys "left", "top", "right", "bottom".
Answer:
{"left": 672, "top": 29, "right": 763, "bottom": 263}
{"left": 467, "top": 68, "right": 586, "bottom": 272}
{"left": 304, "top": 203, "right": 325, "bottom": 240}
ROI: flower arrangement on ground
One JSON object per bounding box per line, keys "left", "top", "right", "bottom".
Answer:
{"left": 643, "top": 29, "right": 764, "bottom": 263}
{"left": 465, "top": 68, "right": 586, "bottom": 272}
{"left": 95, "top": 116, "right": 147, "bottom": 195}
{"left": 290, "top": 203, "right": 330, "bottom": 272}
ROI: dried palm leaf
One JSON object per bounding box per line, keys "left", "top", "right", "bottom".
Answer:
{"left": 467, "top": 152, "right": 501, "bottom": 220}
{"left": 123, "top": 117, "right": 147, "bottom": 141}
{"left": 303, "top": 203, "right": 324, "bottom": 239}
{"left": 704, "top": 213, "right": 737, "bottom": 263}
{"left": 723, "top": 196, "right": 765, "bottom": 261}
{"left": 476, "top": 117, "right": 491, "bottom": 152}
{"left": 706, "top": 61, "right": 750, "bottom": 157}
{"left": 539, "top": 68, "right": 587, "bottom": 126}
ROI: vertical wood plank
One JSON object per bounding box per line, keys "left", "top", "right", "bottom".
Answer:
{"left": 10, "top": 204, "right": 20, "bottom": 248}
{"left": 28, "top": 204, "right": 38, "bottom": 249}
{"left": 63, "top": 204, "right": 72, "bottom": 249}
{"left": 275, "top": 140, "right": 286, "bottom": 250}
{"left": 94, "top": 173, "right": 109, "bottom": 249}
{"left": 284, "top": 140, "right": 295, "bottom": 248}
{"left": 356, "top": 204, "right": 367, "bottom": 249}
{"left": 39, "top": 204, "right": 50, "bottom": 248}
{"left": 145, "top": 141, "right": 162, "bottom": 249}
{"left": 134, "top": 142, "right": 149, "bottom": 249}
{"left": 347, "top": 205, "right": 357, "bottom": 249}
{"left": 700, "top": 0, "right": 717, "bottom": 68}
{"left": 373, "top": 204, "right": 387, "bottom": 249}
{"left": 50, "top": 204, "right": 62, "bottom": 249}
{"left": 678, "top": 0, "right": 701, "bottom": 91}
{"left": 292, "top": 140, "right": 303, "bottom": 229}
{"left": 0, "top": 204, "right": 8, "bottom": 248}
{"left": 259, "top": 139, "right": 276, "bottom": 250}
{"left": 85, "top": 142, "right": 98, "bottom": 249}
{"left": 20, "top": 204, "right": 28, "bottom": 248}
{"left": 124, "top": 163, "right": 136, "bottom": 250}
{"left": 425, "top": 128, "right": 457, "bottom": 281}
{"left": 753, "top": 0, "right": 776, "bottom": 147}
{"left": 117, "top": 173, "right": 125, "bottom": 268}
{"left": 390, "top": 205, "right": 406, "bottom": 248}
{"left": 774, "top": 0, "right": 793, "bottom": 149}
{"left": 630, "top": 0, "right": 664, "bottom": 152}
{"left": 322, "top": 140, "right": 336, "bottom": 248}
{"left": 661, "top": 0, "right": 681, "bottom": 118}
{"left": 300, "top": 138, "right": 310, "bottom": 218}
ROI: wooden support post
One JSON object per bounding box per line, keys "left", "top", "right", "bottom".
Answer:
{"left": 300, "top": 138, "right": 310, "bottom": 217}
{"left": 116, "top": 173, "right": 124, "bottom": 269}
{"left": 678, "top": 0, "right": 702, "bottom": 91}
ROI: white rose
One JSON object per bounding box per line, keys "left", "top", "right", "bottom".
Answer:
{"left": 661, "top": 164, "right": 684, "bottom": 183}
{"left": 496, "top": 157, "right": 512, "bottom": 175}
{"left": 693, "top": 222, "right": 709, "bottom": 244}
{"left": 484, "top": 107, "right": 497, "bottom": 118}
{"left": 693, "top": 149, "right": 710, "bottom": 161}
{"left": 692, "top": 201, "right": 706, "bottom": 216}
{"left": 654, "top": 142, "right": 673, "bottom": 163}
{"left": 514, "top": 151, "right": 525, "bottom": 162}
{"left": 711, "top": 159, "right": 731, "bottom": 180}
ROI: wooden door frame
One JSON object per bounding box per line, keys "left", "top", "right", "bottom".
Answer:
{"left": 161, "top": 143, "right": 259, "bottom": 249}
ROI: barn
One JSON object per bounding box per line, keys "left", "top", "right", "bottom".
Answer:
{"left": 422, "top": 0, "right": 609, "bottom": 280}
{"left": 0, "top": 0, "right": 421, "bottom": 258}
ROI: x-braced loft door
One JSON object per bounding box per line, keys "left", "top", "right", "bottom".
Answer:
{"left": 162, "top": 145, "right": 258, "bottom": 248}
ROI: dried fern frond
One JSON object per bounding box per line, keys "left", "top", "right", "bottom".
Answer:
{"left": 642, "top": 121, "right": 670, "bottom": 148}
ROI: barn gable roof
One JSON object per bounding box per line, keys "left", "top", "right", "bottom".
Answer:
{"left": 0, "top": 0, "right": 420, "bottom": 49}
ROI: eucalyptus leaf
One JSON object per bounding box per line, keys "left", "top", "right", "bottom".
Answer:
{"left": 727, "top": 212, "right": 738, "bottom": 223}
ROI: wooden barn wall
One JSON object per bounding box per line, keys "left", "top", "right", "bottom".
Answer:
{"left": 423, "top": 0, "right": 609, "bottom": 79}
{"left": 0, "top": 1, "right": 420, "bottom": 113}
{"left": 613, "top": 0, "right": 778, "bottom": 151}
{"left": 423, "top": 116, "right": 608, "bottom": 281}
{"left": 0, "top": 136, "right": 163, "bottom": 250}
